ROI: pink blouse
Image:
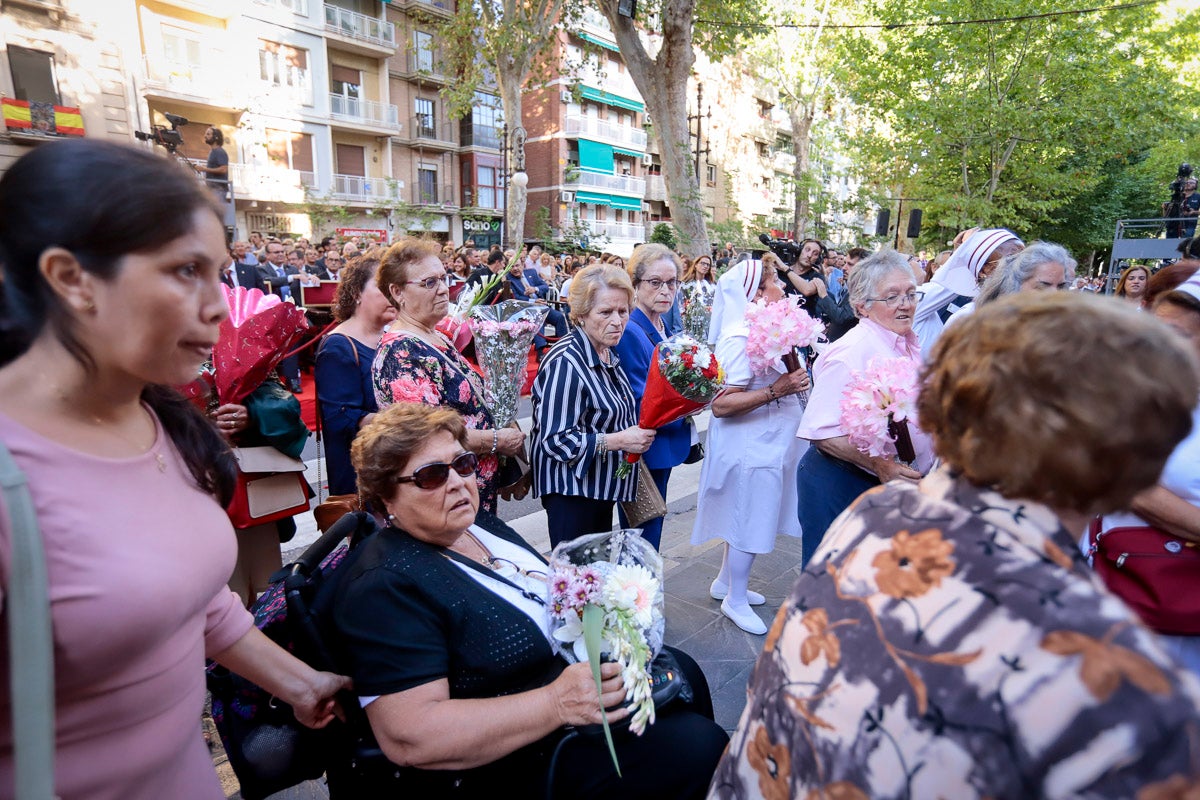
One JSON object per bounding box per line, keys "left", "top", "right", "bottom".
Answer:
{"left": 797, "top": 318, "right": 935, "bottom": 471}
{"left": 0, "top": 409, "right": 252, "bottom": 800}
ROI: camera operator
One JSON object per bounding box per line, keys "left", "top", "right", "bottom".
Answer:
{"left": 777, "top": 238, "right": 828, "bottom": 319}
{"left": 193, "top": 126, "right": 229, "bottom": 198}
{"left": 1181, "top": 177, "right": 1199, "bottom": 239}
{"left": 1165, "top": 163, "right": 1194, "bottom": 238}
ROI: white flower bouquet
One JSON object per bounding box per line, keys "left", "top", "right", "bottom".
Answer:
{"left": 547, "top": 529, "right": 665, "bottom": 772}
{"left": 470, "top": 300, "right": 549, "bottom": 427}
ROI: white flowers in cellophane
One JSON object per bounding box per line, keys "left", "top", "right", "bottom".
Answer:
{"left": 469, "top": 300, "right": 549, "bottom": 427}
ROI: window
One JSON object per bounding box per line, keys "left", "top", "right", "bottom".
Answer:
{"left": 330, "top": 64, "right": 360, "bottom": 99}
{"left": 7, "top": 46, "right": 59, "bottom": 104}
{"left": 412, "top": 31, "right": 434, "bottom": 72}
{"left": 266, "top": 129, "right": 315, "bottom": 178}
{"left": 477, "top": 165, "right": 497, "bottom": 208}
{"left": 161, "top": 26, "right": 202, "bottom": 72}
{"left": 418, "top": 166, "right": 438, "bottom": 204}
{"left": 335, "top": 143, "right": 365, "bottom": 176}
{"left": 705, "top": 163, "right": 716, "bottom": 185}
{"left": 258, "top": 40, "right": 309, "bottom": 94}
{"left": 415, "top": 97, "right": 435, "bottom": 138}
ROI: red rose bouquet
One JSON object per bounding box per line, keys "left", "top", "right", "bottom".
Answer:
{"left": 213, "top": 285, "right": 309, "bottom": 404}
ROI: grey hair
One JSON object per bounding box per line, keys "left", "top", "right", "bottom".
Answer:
{"left": 976, "top": 241, "right": 1077, "bottom": 307}
{"left": 848, "top": 249, "right": 914, "bottom": 317}
{"left": 627, "top": 242, "right": 682, "bottom": 283}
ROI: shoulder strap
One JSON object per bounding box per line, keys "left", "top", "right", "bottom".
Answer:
{"left": 0, "top": 440, "right": 55, "bottom": 799}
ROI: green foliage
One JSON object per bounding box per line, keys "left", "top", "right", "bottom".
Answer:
{"left": 838, "top": 0, "right": 1200, "bottom": 250}
{"left": 708, "top": 217, "right": 756, "bottom": 250}
{"left": 532, "top": 206, "right": 554, "bottom": 243}
{"left": 648, "top": 222, "right": 678, "bottom": 249}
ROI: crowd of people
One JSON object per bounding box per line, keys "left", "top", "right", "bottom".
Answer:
{"left": 6, "top": 139, "right": 1200, "bottom": 799}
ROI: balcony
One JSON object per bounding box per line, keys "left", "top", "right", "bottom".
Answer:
{"left": 566, "top": 170, "right": 646, "bottom": 197}
{"left": 587, "top": 221, "right": 643, "bottom": 241}
{"left": 142, "top": 55, "right": 242, "bottom": 109}
{"left": 323, "top": 4, "right": 397, "bottom": 54}
{"left": 332, "top": 173, "right": 402, "bottom": 203}
{"left": 409, "top": 115, "right": 455, "bottom": 148}
{"left": 645, "top": 174, "right": 667, "bottom": 202}
{"left": 412, "top": 182, "right": 456, "bottom": 207}
{"left": 405, "top": 0, "right": 453, "bottom": 17}
{"left": 460, "top": 122, "right": 500, "bottom": 150}
{"left": 229, "top": 163, "right": 316, "bottom": 204}
{"left": 772, "top": 149, "right": 795, "bottom": 175}
{"left": 256, "top": 59, "right": 312, "bottom": 107}
{"left": 329, "top": 93, "right": 400, "bottom": 130}
{"left": 461, "top": 185, "right": 503, "bottom": 211}
{"left": 252, "top": 0, "right": 308, "bottom": 14}
{"left": 564, "top": 115, "right": 646, "bottom": 150}
{"left": 396, "top": 51, "right": 447, "bottom": 82}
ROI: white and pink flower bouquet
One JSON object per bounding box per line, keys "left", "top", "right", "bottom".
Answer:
{"left": 839, "top": 356, "right": 919, "bottom": 463}
{"left": 744, "top": 296, "right": 825, "bottom": 377}
{"left": 547, "top": 529, "right": 665, "bottom": 771}
{"left": 469, "top": 300, "right": 549, "bottom": 427}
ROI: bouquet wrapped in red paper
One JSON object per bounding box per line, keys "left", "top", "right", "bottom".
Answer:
{"left": 213, "top": 285, "right": 310, "bottom": 404}
{"left": 619, "top": 335, "right": 725, "bottom": 474}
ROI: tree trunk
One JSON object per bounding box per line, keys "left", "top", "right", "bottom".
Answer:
{"left": 791, "top": 106, "right": 814, "bottom": 239}
{"left": 599, "top": 0, "right": 710, "bottom": 259}
{"left": 497, "top": 65, "right": 527, "bottom": 250}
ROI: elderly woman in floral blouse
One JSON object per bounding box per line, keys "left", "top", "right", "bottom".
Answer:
{"left": 711, "top": 292, "right": 1200, "bottom": 800}
{"left": 372, "top": 238, "right": 525, "bottom": 512}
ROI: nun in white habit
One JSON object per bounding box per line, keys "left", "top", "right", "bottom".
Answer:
{"left": 690, "top": 256, "right": 811, "bottom": 635}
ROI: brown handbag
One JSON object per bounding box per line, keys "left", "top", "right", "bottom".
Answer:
{"left": 620, "top": 458, "right": 667, "bottom": 528}
{"left": 312, "top": 494, "right": 361, "bottom": 533}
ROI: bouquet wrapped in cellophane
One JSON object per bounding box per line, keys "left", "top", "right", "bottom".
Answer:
{"left": 618, "top": 335, "right": 724, "bottom": 476}
{"left": 469, "top": 300, "right": 549, "bottom": 427}
{"left": 839, "top": 356, "right": 919, "bottom": 463}
{"left": 214, "top": 285, "right": 309, "bottom": 404}
{"left": 680, "top": 283, "right": 715, "bottom": 342}
{"left": 744, "top": 295, "right": 825, "bottom": 377}
{"left": 548, "top": 529, "right": 665, "bottom": 773}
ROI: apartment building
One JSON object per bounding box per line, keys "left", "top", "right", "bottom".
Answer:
{"left": 523, "top": 8, "right": 648, "bottom": 258}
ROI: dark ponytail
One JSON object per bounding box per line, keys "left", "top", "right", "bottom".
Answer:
{"left": 0, "top": 140, "right": 235, "bottom": 501}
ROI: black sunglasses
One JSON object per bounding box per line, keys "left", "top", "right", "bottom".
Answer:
{"left": 395, "top": 452, "right": 478, "bottom": 490}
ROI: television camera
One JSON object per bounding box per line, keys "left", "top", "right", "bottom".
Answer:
{"left": 758, "top": 233, "right": 801, "bottom": 266}
{"left": 134, "top": 112, "right": 189, "bottom": 154}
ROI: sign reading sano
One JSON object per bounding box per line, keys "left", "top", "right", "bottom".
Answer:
{"left": 336, "top": 228, "right": 389, "bottom": 245}
{"left": 462, "top": 218, "right": 501, "bottom": 234}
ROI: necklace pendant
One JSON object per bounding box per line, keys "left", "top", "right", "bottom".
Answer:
{"left": 155, "top": 452, "right": 167, "bottom": 473}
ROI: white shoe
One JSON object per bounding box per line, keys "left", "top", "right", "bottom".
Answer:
{"left": 709, "top": 579, "right": 765, "bottom": 606}
{"left": 721, "top": 598, "right": 768, "bottom": 635}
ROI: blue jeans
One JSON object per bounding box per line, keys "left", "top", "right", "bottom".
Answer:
{"left": 796, "top": 447, "right": 876, "bottom": 566}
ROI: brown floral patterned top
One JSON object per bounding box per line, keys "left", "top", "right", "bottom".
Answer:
{"left": 710, "top": 467, "right": 1200, "bottom": 800}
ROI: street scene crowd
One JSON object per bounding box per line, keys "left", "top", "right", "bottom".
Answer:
{"left": 6, "top": 138, "right": 1200, "bottom": 800}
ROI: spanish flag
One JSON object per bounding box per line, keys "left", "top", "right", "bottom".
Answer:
{"left": 2, "top": 98, "right": 84, "bottom": 137}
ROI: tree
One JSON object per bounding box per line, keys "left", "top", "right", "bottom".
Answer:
{"left": 594, "top": 0, "right": 761, "bottom": 258}
{"left": 648, "top": 221, "right": 678, "bottom": 248}
{"left": 839, "top": 0, "right": 1198, "bottom": 247}
{"left": 440, "top": 0, "right": 579, "bottom": 249}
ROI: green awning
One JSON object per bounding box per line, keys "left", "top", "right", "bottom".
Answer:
{"left": 578, "top": 32, "right": 619, "bottom": 52}
{"left": 610, "top": 195, "right": 642, "bottom": 211}
{"left": 575, "top": 190, "right": 611, "bottom": 206}
{"left": 578, "top": 139, "right": 614, "bottom": 174}
{"left": 612, "top": 145, "right": 644, "bottom": 158}
{"left": 579, "top": 85, "right": 644, "bottom": 113}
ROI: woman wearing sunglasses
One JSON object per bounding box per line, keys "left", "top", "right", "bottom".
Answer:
{"left": 372, "top": 239, "right": 526, "bottom": 513}
{"left": 332, "top": 403, "right": 727, "bottom": 797}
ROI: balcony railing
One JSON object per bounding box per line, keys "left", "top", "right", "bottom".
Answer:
{"left": 645, "top": 174, "right": 667, "bottom": 202}
{"left": 461, "top": 185, "right": 503, "bottom": 210}
{"left": 405, "top": 51, "right": 446, "bottom": 79}
{"left": 564, "top": 115, "right": 646, "bottom": 150}
{"left": 408, "top": 0, "right": 452, "bottom": 13}
{"left": 460, "top": 122, "right": 501, "bottom": 149}
{"left": 412, "top": 182, "right": 456, "bottom": 206}
{"left": 142, "top": 55, "right": 241, "bottom": 107}
{"left": 229, "top": 163, "right": 315, "bottom": 202}
{"left": 252, "top": 0, "right": 308, "bottom": 13}
{"left": 323, "top": 4, "right": 396, "bottom": 49}
{"left": 329, "top": 93, "right": 400, "bottom": 128}
{"left": 588, "top": 221, "right": 643, "bottom": 241}
{"left": 410, "top": 115, "right": 455, "bottom": 145}
{"left": 567, "top": 170, "right": 646, "bottom": 196}
{"left": 332, "top": 173, "right": 401, "bottom": 202}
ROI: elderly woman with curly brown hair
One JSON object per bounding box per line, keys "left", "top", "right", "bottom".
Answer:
{"left": 314, "top": 250, "right": 396, "bottom": 495}
{"left": 711, "top": 292, "right": 1200, "bottom": 800}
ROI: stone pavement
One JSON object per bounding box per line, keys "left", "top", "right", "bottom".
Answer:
{"left": 217, "top": 411, "right": 808, "bottom": 799}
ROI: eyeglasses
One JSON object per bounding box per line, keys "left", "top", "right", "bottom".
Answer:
{"left": 395, "top": 452, "right": 478, "bottom": 489}
{"left": 640, "top": 278, "right": 679, "bottom": 292}
{"left": 405, "top": 275, "right": 445, "bottom": 291}
{"left": 866, "top": 290, "right": 923, "bottom": 308}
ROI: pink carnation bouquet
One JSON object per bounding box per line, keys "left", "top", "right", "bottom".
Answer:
{"left": 744, "top": 296, "right": 824, "bottom": 385}
{"left": 839, "top": 356, "right": 919, "bottom": 463}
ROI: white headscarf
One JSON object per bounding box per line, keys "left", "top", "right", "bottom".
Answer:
{"left": 932, "top": 228, "right": 1024, "bottom": 297}
{"left": 707, "top": 257, "right": 763, "bottom": 344}
{"left": 1175, "top": 274, "right": 1200, "bottom": 304}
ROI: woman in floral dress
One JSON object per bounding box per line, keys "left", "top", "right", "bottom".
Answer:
{"left": 372, "top": 239, "right": 525, "bottom": 512}
{"left": 680, "top": 254, "right": 717, "bottom": 342}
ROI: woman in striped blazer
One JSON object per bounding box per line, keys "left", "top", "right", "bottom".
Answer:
{"left": 531, "top": 265, "right": 656, "bottom": 547}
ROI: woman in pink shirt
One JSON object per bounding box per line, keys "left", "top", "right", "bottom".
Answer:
{"left": 0, "top": 140, "right": 348, "bottom": 800}
{"left": 795, "top": 250, "right": 935, "bottom": 564}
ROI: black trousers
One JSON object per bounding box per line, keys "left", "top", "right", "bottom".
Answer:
{"left": 542, "top": 493, "right": 615, "bottom": 548}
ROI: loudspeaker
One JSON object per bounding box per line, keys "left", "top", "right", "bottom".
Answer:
{"left": 617, "top": 0, "right": 637, "bottom": 17}
{"left": 906, "top": 208, "right": 923, "bottom": 239}
{"left": 874, "top": 210, "right": 890, "bottom": 237}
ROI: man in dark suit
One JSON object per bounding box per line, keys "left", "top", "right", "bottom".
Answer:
{"left": 222, "top": 243, "right": 266, "bottom": 292}
{"left": 255, "top": 241, "right": 304, "bottom": 391}
{"left": 506, "top": 256, "right": 567, "bottom": 349}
